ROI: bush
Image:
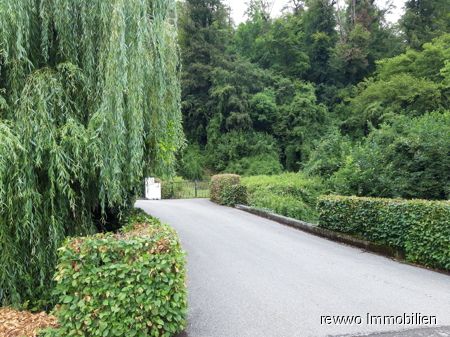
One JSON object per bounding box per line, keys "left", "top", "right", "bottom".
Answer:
{"left": 177, "top": 144, "right": 206, "bottom": 180}
{"left": 330, "top": 111, "right": 450, "bottom": 200}
{"left": 225, "top": 154, "right": 283, "bottom": 176}
{"left": 242, "top": 173, "right": 326, "bottom": 223}
{"left": 45, "top": 210, "right": 187, "bottom": 337}
{"left": 161, "top": 176, "right": 186, "bottom": 199}
{"left": 318, "top": 195, "right": 450, "bottom": 270}
{"left": 220, "top": 184, "right": 248, "bottom": 207}
{"left": 210, "top": 174, "right": 246, "bottom": 206}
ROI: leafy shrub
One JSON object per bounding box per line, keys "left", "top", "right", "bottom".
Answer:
{"left": 177, "top": 144, "right": 206, "bottom": 180}
{"left": 44, "top": 210, "right": 187, "bottom": 337}
{"left": 220, "top": 184, "right": 248, "bottom": 206}
{"left": 206, "top": 131, "right": 281, "bottom": 173}
{"left": 225, "top": 154, "right": 283, "bottom": 176}
{"left": 210, "top": 174, "right": 246, "bottom": 205}
{"left": 304, "top": 128, "right": 351, "bottom": 178}
{"left": 242, "top": 173, "right": 326, "bottom": 223}
{"left": 318, "top": 195, "right": 450, "bottom": 270}
{"left": 161, "top": 176, "right": 186, "bottom": 199}
{"left": 331, "top": 111, "right": 450, "bottom": 200}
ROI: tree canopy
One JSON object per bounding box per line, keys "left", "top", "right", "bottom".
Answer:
{"left": 177, "top": 0, "right": 449, "bottom": 200}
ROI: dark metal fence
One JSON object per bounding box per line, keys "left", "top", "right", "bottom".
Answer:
{"left": 161, "top": 180, "right": 210, "bottom": 199}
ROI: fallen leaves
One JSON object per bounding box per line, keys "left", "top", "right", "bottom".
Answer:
{"left": 0, "top": 307, "right": 58, "bottom": 337}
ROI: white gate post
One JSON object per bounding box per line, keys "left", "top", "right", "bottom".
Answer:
{"left": 145, "top": 177, "right": 161, "bottom": 200}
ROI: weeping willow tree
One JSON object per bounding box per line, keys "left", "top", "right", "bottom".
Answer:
{"left": 0, "top": 0, "right": 183, "bottom": 308}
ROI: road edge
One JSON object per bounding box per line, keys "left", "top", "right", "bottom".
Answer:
{"left": 235, "top": 204, "right": 449, "bottom": 276}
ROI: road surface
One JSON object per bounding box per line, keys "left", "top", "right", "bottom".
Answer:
{"left": 135, "top": 199, "right": 450, "bottom": 337}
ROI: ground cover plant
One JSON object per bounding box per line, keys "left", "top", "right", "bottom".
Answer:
{"left": 43, "top": 210, "right": 187, "bottom": 337}
{"left": 0, "top": 0, "right": 182, "bottom": 308}
{"left": 242, "top": 173, "right": 326, "bottom": 223}
{"left": 318, "top": 196, "right": 450, "bottom": 270}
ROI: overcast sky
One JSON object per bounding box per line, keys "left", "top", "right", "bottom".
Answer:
{"left": 226, "top": 0, "right": 406, "bottom": 25}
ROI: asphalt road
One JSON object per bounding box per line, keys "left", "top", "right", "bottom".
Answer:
{"left": 135, "top": 199, "right": 450, "bottom": 337}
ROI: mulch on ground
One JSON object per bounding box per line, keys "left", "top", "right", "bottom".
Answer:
{"left": 0, "top": 307, "right": 58, "bottom": 337}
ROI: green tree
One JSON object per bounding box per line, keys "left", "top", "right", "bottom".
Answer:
{"left": 0, "top": 0, "right": 182, "bottom": 307}
{"left": 304, "top": 127, "right": 352, "bottom": 178}
{"left": 401, "top": 0, "right": 450, "bottom": 49}
{"left": 342, "top": 34, "right": 450, "bottom": 136}
{"left": 332, "top": 0, "right": 403, "bottom": 84}
{"left": 303, "top": 0, "right": 338, "bottom": 83}
{"left": 276, "top": 82, "right": 329, "bottom": 170}
{"left": 235, "top": 8, "right": 310, "bottom": 78}
{"left": 179, "top": 0, "right": 232, "bottom": 144}
{"left": 331, "top": 111, "right": 450, "bottom": 200}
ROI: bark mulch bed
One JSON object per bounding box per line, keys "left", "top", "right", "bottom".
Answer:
{"left": 0, "top": 307, "right": 58, "bottom": 337}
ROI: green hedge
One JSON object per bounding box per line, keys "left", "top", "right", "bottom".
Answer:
{"left": 210, "top": 174, "right": 247, "bottom": 206}
{"left": 242, "top": 173, "right": 326, "bottom": 223}
{"left": 45, "top": 210, "right": 187, "bottom": 337}
{"left": 318, "top": 196, "right": 450, "bottom": 270}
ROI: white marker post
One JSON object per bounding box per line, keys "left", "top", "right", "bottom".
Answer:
{"left": 145, "top": 178, "right": 161, "bottom": 200}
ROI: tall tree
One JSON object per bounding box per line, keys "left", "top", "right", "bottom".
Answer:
{"left": 0, "top": 0, "right": 182, "bottom": 307}
{"left": 401, "top": 0, "right": 450, "bottom": 49}
{"left": 179, "top": 0, "right": 232, "bottom": 144}
{"left": 303, "top": 0, "right": 338, "bottom": 83}
{"left": 332, "top": 0, "right": 402, "bottom": 84}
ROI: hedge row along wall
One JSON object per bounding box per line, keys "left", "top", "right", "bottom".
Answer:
{"left": 210, "top": 174, "right": 247, "bottom": 206}
{"left": 318, "top": 196, "right": 450, "bottom": 270}
{"left": 45, "top": 210, "right": 187, "bottom": 337}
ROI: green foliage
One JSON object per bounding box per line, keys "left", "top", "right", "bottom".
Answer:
{"left": 318, "top": 195, "right": 450, "bottom": 270}
{"left": 276, "top": 82, "right": 329, "bottom": 170}
{"left": 177, "top": 144, "right": 206, "bottom": 180}
{"left": 304, "top": 128, "right": 352, "bottom": 178}
{"left": 207, "top": 130, "right": 281, "bottom": 173}
{"left": 161, "top": 177, "right": 186, "bottom": 200}
{"left": 210, "top": 174, "right": 246, "bottom": 206}
{"left": 44, "top": 210, "right": 187, "bottom": 337}
{"left": 242, "top": 173, "right": 326, "bottom": 223}
{"left": 331, "top": 111, "right": 450, "bottom": 200}
{"left": 0, "top": 0, "right": 182, "bottom": 307}
{"left": 178, "top": 0, "right": 448, "bottom": 210}
{"left": 342, "top": 34, "right": 450, "bottom": 136}
{"left": 401, "top": 0, "right": 450, "bottom": 49}
{"left": 249, "top": 90, "right": 278, "bottom": 132}
{"left": 220, "top": 184, "right": 248, "bottom": 207}
{"left": 179, "top": 0, "right": 233, "bottom": 144}
{"left": 303, "top": 0, "right": 338, "bottom": 83}
{"left": 225, "top": 154, "right": 283, "bottom": 176}
{"left": 235, "top": 10, "right": 309, "bottom": 78}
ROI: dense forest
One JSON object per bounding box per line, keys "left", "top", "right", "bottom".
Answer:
{"left": 176, "top": 0, "right": 450, "bottom": 200}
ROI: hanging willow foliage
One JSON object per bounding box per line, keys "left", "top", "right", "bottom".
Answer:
{"left": 0, "top": 0, "right": 183, "bottom": 308}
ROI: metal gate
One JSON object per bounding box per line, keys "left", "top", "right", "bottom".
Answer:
{"left": 161, "top": 180, "right": 210, "bottom": 199}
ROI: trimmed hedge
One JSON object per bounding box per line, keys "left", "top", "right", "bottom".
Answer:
{"left": 210, "top": 174, "right": 247, "bottom": 206}
{"left": 318, "top": 196, "right": 450, "bottom": 270}
{"left": 44, "top": 210, "right": 187, "bottom": 337}
{"left": 242, "top": 173, "right": 326, "bottom": 223}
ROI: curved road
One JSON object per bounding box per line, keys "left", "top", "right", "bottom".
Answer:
{"left": 136, "top": 199, "right": 450, "bottom": 337}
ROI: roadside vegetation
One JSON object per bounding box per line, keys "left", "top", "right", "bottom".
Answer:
{"left": 177, "top": 0, "right": 450, "bottom": 201}
{"left": 318, "top": 196, "right": 450, "bottom": 270}
{"left": 0, "top": 0, "right": 186, "bottom": 335}
{"left": 243, "top": 173, "right": 325, "bottom": 223}
{"left": 1, "top": 0, "right": 449, "bottom": 335}
{"left": 187, "top": 0, "right": 449, "bottom": 271}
